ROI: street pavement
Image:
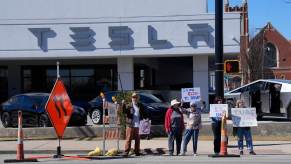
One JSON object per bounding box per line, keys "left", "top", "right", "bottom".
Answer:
{"left": 0, "top": 138, "right": 291, "bottom": 155}
{"left": 1, "top": 154, "right": 291, "bottom": 164}
{"left": 0, "top": 134, "right": 291, "bottom": 163}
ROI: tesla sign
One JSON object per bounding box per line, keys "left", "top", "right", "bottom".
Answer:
{"left": 29, "top": 23, "right": 214, "bottom": 52}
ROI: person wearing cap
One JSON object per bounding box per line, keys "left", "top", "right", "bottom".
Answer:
{"left": 180, "top": 102, "right": 202, "bottom": 156}
{"left": 164, "top": 99, "right": 185, "bottom": 156}
{"left": 234, "top": 99, "right": 256, "bottom": 155}
{"left": 122, "top": 92, "right": 148, "bottom": 157}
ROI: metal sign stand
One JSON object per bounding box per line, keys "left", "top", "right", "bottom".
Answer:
{"left": 53, "top": 61, "right": 64, "bottom": 159}
{"left": 102, "top": 98, "right": 106, "bottom": 156}
{"left": 54, "top": 138, "right": 64, "bottom": 158}
{"left": 113, "top": 102, "right": 120, "bottom": 152}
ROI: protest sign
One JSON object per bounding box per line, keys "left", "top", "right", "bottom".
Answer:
{"left": 107, "top": 102, "right": 118, "bottom": 127}
{"left": 209, "top": 104, "right": 228, "bottom": 118}
{"left": 181, "top": 88, "right": 201, "bottom": 103}
{"left": 231, "top": 108, "right": 258, "bottom": 127}
{"left": 139, "top": 119, "right": 151, "bottom": 135}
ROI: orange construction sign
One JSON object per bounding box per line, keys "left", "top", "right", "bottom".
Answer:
{"left": 45, "top": 79, "right": 73, "bottom": 138}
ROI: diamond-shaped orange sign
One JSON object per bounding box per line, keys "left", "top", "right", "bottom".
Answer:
{"left": 45, "top": 79, "right": 73, "bottom": 138}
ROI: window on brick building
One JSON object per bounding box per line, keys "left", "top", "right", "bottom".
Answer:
{"left": 264, "top": 42, "right": 277, "bottom": 68}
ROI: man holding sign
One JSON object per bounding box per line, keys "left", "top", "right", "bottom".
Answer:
{"left": 232, "top": 100, "right": 256, "bottom": 155}
{"left": 209, "top": 97, "right": 227, "bottom": 155}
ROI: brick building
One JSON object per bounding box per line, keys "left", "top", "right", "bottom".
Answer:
{"left": 225, "top": 0, "right": 291, "bottom": 84}
{"left": 249, "top": 23, "right": 291, "bottom": 80}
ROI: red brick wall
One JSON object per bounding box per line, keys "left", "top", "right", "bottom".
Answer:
{"left": 264, "top": 30, "right": 291, "bottom": 68}
{"left": 264, "top": 29, "right": 291, "bottom": 80}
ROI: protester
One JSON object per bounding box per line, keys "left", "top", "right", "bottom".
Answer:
{"left": 180, "top": 102, "right": 202, "bottom": 156}
{"left": 122, "top": 92, "right": 148, "bottom": 157}
{"left": 234, "top": 99, "right": 256, "bottom": 155}
{"left": 164, "top": 99, "right": 185, "bottom": 156}
{"left": 210, "top": 97, "right": 223, "bottom": 155}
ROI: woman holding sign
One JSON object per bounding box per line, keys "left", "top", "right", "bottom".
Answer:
{"left": 180, "top": 102, "right": 202, "bottom": 156}
{"left": 164, "top": 99, "right": 185, "bottom": 156}
{"left": 234, "top": 100, "right": 256, "bottom": 155}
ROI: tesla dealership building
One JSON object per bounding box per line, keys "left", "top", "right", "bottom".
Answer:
{"left": 0, "top": 0, "right": 240, "bottom": 104}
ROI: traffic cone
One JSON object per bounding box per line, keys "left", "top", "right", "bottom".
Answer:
{"left": 220, "top": 113, "right": 228, "bottom": 156}
{"left": 4, "top": 111, "right": 38, "bottom": 163}
{"left": 209, "top": 112, "right": 240, "bottom": 158}
{"left": 16, "top": 111, "right": 24, "bottom": 160}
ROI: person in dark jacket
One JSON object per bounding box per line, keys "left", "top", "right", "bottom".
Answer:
{"left": 164, "top": 99, "right": 185, "bottom": 156}
{"left": 122, "top": 92, "right": 148, "bottom": 157}
{"left": 210, "top": 97, "right": 223, "bottom": 155}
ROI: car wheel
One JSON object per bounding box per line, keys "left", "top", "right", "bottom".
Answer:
{"left": 1, "top": 112, "right": 11, "bottom": 128}
{"left": 91, "top": 108, "right": 102, "bottom": 124}
{"left": 39, "top": 114, "right": 50, "bottom": 127}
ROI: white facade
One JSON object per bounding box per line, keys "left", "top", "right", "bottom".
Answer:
{"left": 0, "top": 0, "right": 241, "bottom": 104}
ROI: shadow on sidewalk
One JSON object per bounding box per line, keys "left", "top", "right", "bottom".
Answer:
{"left": 228, "top": 142, "right": 291, "bottom": 148}
{"left": 143, "top": 148, "right": 166, "bottom": 156}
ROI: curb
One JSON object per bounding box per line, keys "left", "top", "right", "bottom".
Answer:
{"left": 1, "top": 123, "right": 291, "bottom": 139}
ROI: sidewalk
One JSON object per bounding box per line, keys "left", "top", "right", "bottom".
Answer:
{"left": 0, "top": 138, "right": 290, "bottom": 155}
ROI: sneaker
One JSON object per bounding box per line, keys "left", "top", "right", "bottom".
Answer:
{"left": 122, "top": 153, "right": 129, "bottom": 157}
{"left": 193, "top": 153, "right": 198, "bottom": 157}
{"left": 168, "top": 152, "right": 174, "bottom": 156}
{"left": 240, "top": 151, "right": 243, "bottom": 155}
{"left": 249, "top": 151, "right": 256, "bottom": 155}
{"left": 135, "top": 153, "right": 141, "bottom": 156}
{"left": 179, "top": 152, "right": 186, "bottom": 156}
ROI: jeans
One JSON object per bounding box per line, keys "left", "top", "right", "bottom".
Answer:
{"left": 182, "top": 129, "right": 200, "bottom": 153}
{"left": 168, "top": 128, "right": 182, "bottom": 155}
{"left": 124, "top": 127, "right": 140, "bottom": 154}
{"left": 237, "top": 127, "right": 254, "bottom": 151}
{"left": 211, "top": 121, "right": 221, "bottom": 153}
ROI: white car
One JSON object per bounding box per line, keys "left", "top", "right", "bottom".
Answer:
{"left": 225, "top": 79, "right": 291, "bottom": 120}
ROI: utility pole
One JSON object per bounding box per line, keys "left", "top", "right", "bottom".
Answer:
{"left": 215, "top": 0, "right": 224, "bottom": 99}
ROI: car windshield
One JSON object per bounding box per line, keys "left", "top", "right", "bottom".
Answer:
{"left": 139, "top": 93, "right": 162, "bottom": 104}
{"left": 29, "top": 96, "right": 48, "bottom": 107}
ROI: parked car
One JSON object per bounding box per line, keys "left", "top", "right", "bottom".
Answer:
{"left": 88, "top": 91, "right": 169, "bottom": 125}
{"left": 0, "top": 93, "right": 87, "bottom": 128}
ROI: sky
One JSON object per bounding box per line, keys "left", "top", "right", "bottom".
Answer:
{"left": 208, "top": 0, "right": 291, "bottom": 39}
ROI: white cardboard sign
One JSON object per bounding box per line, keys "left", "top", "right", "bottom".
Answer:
{"left": 209, "top": 104, "right": 228, "bottom": 118}
{"left": 231, "top": 108, "right": 258, "bottom": 127}
{"left": 181, "top": 88, "right": 201, "bottom": 103}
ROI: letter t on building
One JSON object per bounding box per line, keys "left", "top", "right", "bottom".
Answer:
{"left": 29, "top": 28, "right": 56, "bottom": 52}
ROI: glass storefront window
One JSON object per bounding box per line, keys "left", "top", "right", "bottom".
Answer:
{"left": 23, "top": 69, "right": 31, "bottom": 78}
{"left": 46, "top": 69, "right": 70, "bottom": 77}
{"left": 0, "top": 67, "right": 8, "bottom": 102}
{"left": 22, "top": 68, "right": 32, "bottom": 92}
{"left": 71, "top": 69, "right": 94, "bottom": 77}
{"left": 22, "top": 65, "right": 117, "bottom": 102}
